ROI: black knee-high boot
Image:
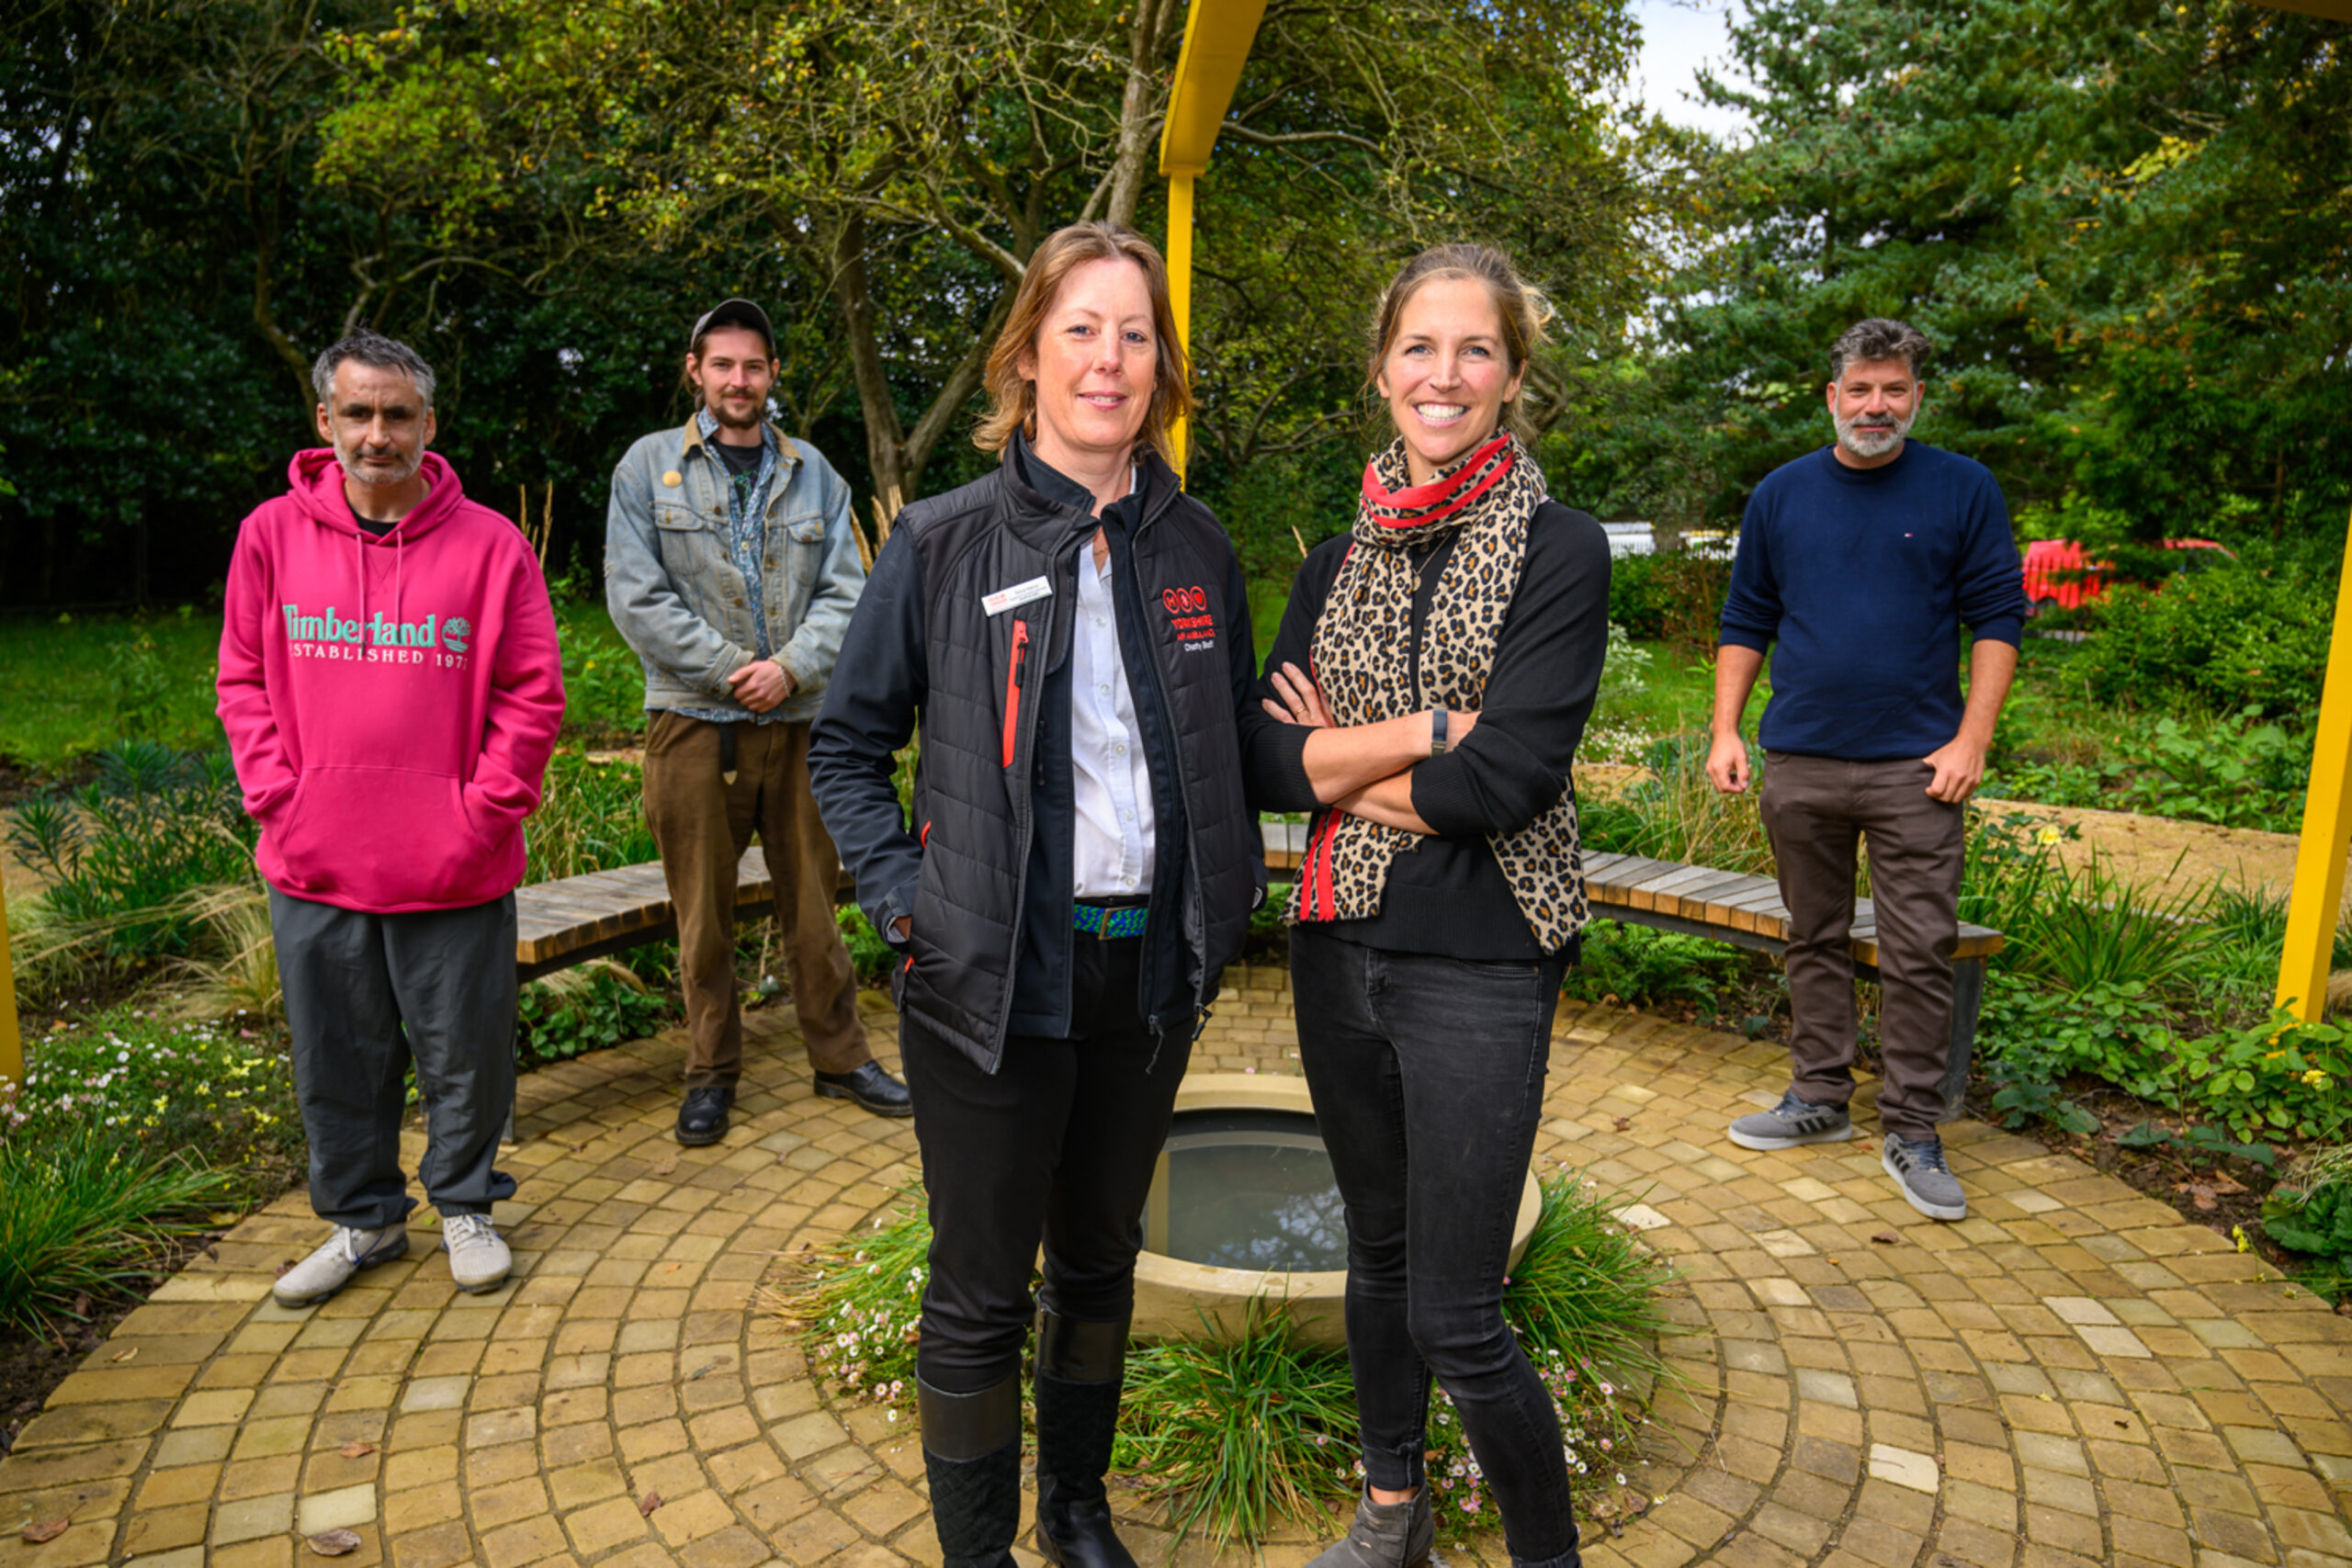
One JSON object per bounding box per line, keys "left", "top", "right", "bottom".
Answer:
{"left": 1032, "top": 1310, "right": 1136, "bottom": 1568}
{"left": 919, "top": 1373, "right": 1023, "bottom": 1568}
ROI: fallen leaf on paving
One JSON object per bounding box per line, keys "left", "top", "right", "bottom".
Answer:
{"left": 639, "top": 1490, "right": 662, "bottom": 1517}
{"left": 651, "top": 1156, "right": 679, "bottom": 1178}
{"left": 1871, "top": 1232, "right": 1899, "bottom": 1245}
{"left": 339, "top": 1441, "right": 376, "bottom": 1459}
{"left": 1611, "top": 1116, "right": 1631, "bottom": 1133}
{"left": 308, "top": 1529, "right": 362, "bottom": 1556}
{"left": 20, "top": 1518, "right": 68, "bottom": 1543}
{"left": 109, "top": 1347, "right": 137, "bottom": 1362}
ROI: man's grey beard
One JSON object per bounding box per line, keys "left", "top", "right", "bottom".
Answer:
{"left": 1835, "top": 406, "right": 1914, "bottom": 459}
{"left": 336, "top": 436, "right": 425, "bottom": 488}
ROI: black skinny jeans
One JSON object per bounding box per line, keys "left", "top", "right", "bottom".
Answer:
{"left": 1292, "top": 926, "right": 1579, "bottom": 1568}
{"left": 899, "top": 934, "right": 1189, "bottom": 1393}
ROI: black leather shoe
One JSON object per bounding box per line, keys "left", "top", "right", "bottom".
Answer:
{"left": 675, "top": 1085, "right": 733, "bottom": 1146}
{"left": 814, "top": 1061, "right": 912, "bottom": 1117}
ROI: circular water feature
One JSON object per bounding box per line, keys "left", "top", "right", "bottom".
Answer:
{"left": 1132, "top": 1074, "right": 1541, "bottom": 1349}
{"left": 1143, "top": 1107, "right": 1350, "bottom": 1273}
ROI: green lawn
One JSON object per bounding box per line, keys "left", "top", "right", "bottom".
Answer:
{"left": 0, "top": 608, "right": 228, "bottom": 770}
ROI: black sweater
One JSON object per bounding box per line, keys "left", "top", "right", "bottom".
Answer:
{"left": 1239, "top": 501, "right": 1612, "bottom": 960}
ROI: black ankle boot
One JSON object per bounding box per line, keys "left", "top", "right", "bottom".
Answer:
{"left": 919, "top": 1373, "right": 1023, "bottom": 1568}
{"left": 1032, "top": 1310, "right": 1135, "bottom": 1568}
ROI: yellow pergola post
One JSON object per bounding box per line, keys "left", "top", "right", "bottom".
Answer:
{"left": 2276, "top": 504, "right": 2352, "bottom": 1019}
{"left": 1157, "top": 0, "right": 1269, "bottom": 479}
{"left": 0, "top": 880, "right": 22, "bottom": 1089}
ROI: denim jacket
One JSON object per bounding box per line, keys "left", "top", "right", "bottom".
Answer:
{"left": 605, "top": 419, "right": 865, "bottom": 723}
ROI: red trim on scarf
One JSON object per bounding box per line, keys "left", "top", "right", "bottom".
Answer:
{"left": 1361, "top": 433, "right": 1515, "bottom": 531}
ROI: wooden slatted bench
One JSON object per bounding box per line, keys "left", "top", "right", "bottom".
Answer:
{"left": 514, "top": 848, "right": 853, "bottom": 983}
{"left": 1259, "top": 821, "right": 2004, "bottom": 1117}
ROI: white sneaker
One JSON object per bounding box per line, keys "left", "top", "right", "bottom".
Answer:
{"left": 441, "top": 1213, "right": 512, "bottom": 1293}
{"left": 273, "top": 1224, "right": 408, "bottom": 1308}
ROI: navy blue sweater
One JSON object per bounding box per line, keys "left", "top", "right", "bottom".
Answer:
{"left": 1718, "top": 442, "right": 2027, "bottom": 761}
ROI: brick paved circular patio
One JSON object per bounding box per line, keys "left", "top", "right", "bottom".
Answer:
{"left": 3, "top": 967, "right": 2347, "bottom": 1568}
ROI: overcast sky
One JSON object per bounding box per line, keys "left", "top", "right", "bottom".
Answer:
{"left": 1626, "top": 0, "right": 1752, "bottom": 141}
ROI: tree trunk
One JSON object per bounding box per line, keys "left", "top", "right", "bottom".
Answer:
{"left": 1105, "top": 0, "right": 1183, "bottom": 229}
{"left": 822, "top": 212, "right": 913, "bottom": 502}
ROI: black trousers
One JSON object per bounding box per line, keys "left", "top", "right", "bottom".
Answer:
{"left": 271, "top": 886, "right": 519, "bottom": 1231}
{"left": 900, "top": 933, "right": 1187, "bottom": 1393}
{"left": 1292, "top": 926, "right": 1580, "bottom": 1568}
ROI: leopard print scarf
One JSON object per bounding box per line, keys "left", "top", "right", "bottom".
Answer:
{"left": 1289, "top": 431, "right": 1590, "bottom": 951}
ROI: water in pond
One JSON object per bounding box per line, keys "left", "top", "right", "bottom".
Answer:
{"left": 1142, "top": 1108, "right": 1349, "bottom": 1272}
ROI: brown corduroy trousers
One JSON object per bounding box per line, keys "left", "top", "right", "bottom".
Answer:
{"left": 1758, "top": 751, "right": 1966, "bottom": 1141}
{"left": 642, "top": 710, "right": 871, "bottom": 1088}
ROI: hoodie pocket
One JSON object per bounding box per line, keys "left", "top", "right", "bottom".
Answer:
{"left": 269, "top": 766, "right": 500, "bottom": 908}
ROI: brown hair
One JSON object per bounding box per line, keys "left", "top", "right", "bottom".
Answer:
{"left": 1364, "top": 243, "right": 1554, "bottom": 443}
{"left": 973, "top": 222, "right": 1193, "bottom": 464}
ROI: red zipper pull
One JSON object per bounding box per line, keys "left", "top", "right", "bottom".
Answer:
{"left": 1001, "top": 619, "right": 1030, "bottom": 768}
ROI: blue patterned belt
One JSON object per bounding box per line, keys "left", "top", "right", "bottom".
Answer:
{"left": 1073, "top": 902, "right": 1148, "bottom": 940}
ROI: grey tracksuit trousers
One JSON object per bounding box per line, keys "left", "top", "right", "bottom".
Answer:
{"left": 270, "top": 887, "right": 519, "bottom": 1230}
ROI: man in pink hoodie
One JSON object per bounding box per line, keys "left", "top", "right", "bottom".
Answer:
{"left": 218, "top": 328, "right": 565, "bottom": 1308}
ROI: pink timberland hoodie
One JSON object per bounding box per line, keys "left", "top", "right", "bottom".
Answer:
{"left": 217, "top": 449, "right": 566, "bottom": 912}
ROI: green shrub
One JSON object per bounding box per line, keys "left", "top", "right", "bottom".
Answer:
{"left": 836, "top": 905, "right": 895, "bottom": 986}
{"left": 1977, "top": 976, "right": 2178, "bottom": 1134}
{"left": 2176, "top": 1012, "right": 2351, "bottom": 1143}
{"left": 515, "top": 963, "right": 676, "bottom": 1067}
{"left": 1608, "top": 554, "right": 1670, "bottom": 640}
{"left": 2264, "top": 1147, "right": 2352, "bottom": 1274}
{"left": 1566, "top": 922, "right": 1743, "bottom": 1011}
{"left": 0, "top": 1133, "right": 239, "bottom": 1337}
{"left": 5, "top": 741, "right": 257, "bottom": 964}
{"left": 2068, "top": 563, "right": 2331, "bottom": 719}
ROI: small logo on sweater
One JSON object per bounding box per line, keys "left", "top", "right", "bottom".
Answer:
{"left": 1161, "top": 586, "right": 1217, "bottom": 650}
{"left": 442, "top": 617, "right": 472, "bottom": 654}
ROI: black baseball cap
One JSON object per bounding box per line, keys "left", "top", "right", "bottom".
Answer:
{"left": 689, "top": 298, "right": 774, "bottom": 355}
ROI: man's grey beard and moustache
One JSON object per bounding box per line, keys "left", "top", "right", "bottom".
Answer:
{"left": 1835, "top": 404, "right": 1914, "bottom": 459}
{"left": 336, "top": 434, "right": 425, "bottom": 488}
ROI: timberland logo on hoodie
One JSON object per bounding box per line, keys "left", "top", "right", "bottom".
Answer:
{"left": 279, "top": 604, "right": 470, "bottom": 668}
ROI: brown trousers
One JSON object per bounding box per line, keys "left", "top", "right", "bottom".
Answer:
{"left": 1758, "top": 752, "right": 1965, "bottom": 1141}
{"left": 642, "top": 711, "right": 871, "bottom": 1087}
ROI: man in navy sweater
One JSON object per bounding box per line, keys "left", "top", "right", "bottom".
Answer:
{"left": 1705, "top": 318, "right": 2027, "bottom": 1222}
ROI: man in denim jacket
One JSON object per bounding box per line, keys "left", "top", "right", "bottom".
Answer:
{"left": 607, "top": 298, "right": 910, "bottom": 1144}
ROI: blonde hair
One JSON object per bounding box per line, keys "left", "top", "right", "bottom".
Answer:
{"left": 1364, "top": 243, "right": 1555, "bottom": 443}
{"left": 974, "top": 222, "right": 1193, "bottom": 464}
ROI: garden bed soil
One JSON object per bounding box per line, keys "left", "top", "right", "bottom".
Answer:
{"left": 1974, "top": 797, "right": 2336, "bottom": 908}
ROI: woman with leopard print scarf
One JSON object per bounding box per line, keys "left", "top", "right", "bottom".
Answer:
{"left": 1240, "top": 244, "right": 1611, "bottom": 1568}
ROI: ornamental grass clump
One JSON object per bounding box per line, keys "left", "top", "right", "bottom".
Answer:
{"left": 0, "top": 1132, "right": 238, "bottom": 1337}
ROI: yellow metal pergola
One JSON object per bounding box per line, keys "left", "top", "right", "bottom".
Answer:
{"left": 1157, "top": 0, "right": 1268, "bottom": 477}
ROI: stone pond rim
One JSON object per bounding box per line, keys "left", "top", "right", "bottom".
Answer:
{"left": 1129, "top": 1072, "right": 1542, "bottom": 1349}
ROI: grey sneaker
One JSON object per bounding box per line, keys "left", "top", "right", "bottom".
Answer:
{"left": 441, "top": 1213, "right": 513, "bottom": 1293}
{"left": 1726, "top": 1089, "right": 1854, "bottom": 1152}
{"left": 273, "top": 1224, "right": 407, "bottom": 1308}
{"left": 1883, "top": 1134, "right": 1967, "bottom": 1221}
{"left": 1305, "top": 1484, "right": 1435, "bottom": 1568}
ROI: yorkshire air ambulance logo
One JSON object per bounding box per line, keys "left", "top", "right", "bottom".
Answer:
{"left": 1161, "top": 586, "right": 1217, "bottom": 651}
{"left": 442, "top": 617, "right": 472, "bottom": 655}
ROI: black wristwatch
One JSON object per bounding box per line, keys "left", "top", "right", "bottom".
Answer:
{"left": 1430, "top": 704, "right": 1449, "bottom": 757}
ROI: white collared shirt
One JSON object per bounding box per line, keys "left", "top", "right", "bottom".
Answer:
{"left": 1070, "top": 541, "right": 1156, "bottom": 897}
